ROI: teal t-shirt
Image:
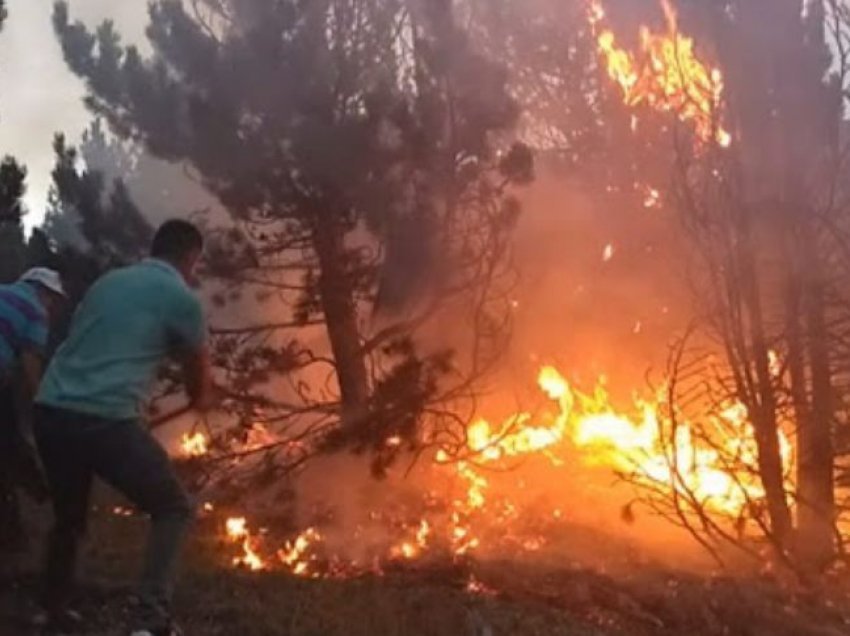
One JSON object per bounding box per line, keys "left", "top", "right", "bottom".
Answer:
{"left": 37, "top": 259, "right": 206, "bottom": 420}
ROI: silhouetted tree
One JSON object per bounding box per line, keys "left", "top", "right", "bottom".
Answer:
{"left": 53, "top": 0, "right": 531, "bottom": 474}
{"left": 0, "top": 157, "right": 28, "bottom": 283}
{"left": 44, "top": 133, "right": 153, "bottom": 263}
{"left": 44, "top": 119, "right": 213, "bottom": 250}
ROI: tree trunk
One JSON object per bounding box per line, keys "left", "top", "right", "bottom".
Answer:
{"left": 737, "top": 214, "right": 795, "bottom": 552}
{"left": 796, "top": 227, "right": 835, "bottom": 570}
{"left": 749, "top": 366, "right": 794, "bottom": 554}
{"left": 313, "top": 218, "right": 371, "bottom": 427}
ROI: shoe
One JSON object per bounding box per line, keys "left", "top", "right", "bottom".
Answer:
{"left": 31, "top": 607, "right": 85, "bottom": 633}
{"left": 127, "top": 598, "right": 183, "bottom": 636}
{"left": 129, "top": 622, "right": 184, "bottom": 636}
{"left": 128, "top": 596, "right": 183, "bottom": 636}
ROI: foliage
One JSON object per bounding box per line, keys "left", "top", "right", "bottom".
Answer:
{"left": 52, "top": 0, "right": 532, "bottom": 475}
{"left": 0, "top": 157, "right": 28, "bottom": 283}
{"left": 46, "top": 133, "right": 152, "bottom": 263}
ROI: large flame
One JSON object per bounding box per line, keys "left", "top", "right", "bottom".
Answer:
{"left": 592, "top": 0, "right": 731, "bottom": 147}
{"left": 216, "top": 363, "right": 791, "bottom": 575}
{"left": 437, "top": 366, "right": 792, "bottom": 561}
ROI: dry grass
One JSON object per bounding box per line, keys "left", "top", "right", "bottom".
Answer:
{"left": 0, "top": 499, "right": 600, "bottom": 636}
{"left": 3, "top": 492, "right": 850, "bottom": 636}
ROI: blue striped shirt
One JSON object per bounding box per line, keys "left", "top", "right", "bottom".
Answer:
{"left": 0, "top": 281, "right": 49, "bottom": 371}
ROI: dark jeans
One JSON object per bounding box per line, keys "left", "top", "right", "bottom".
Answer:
{"left": 33, "top": 405, "right": 194, "bottom": 612}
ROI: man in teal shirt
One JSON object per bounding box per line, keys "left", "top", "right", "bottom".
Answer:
{"left": 34, "top": 220, "right": 212, "bottom": 636}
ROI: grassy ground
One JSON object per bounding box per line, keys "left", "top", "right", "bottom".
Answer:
{"left": 3, "top": 493, "right": 850, "bottom": 636}
{"left": 0, "top": 497, "right": 601, "bottom": 636}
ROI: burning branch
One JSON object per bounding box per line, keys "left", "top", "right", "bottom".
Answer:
{"left": 591, "top": 0, "right": 731, "bottom": 148}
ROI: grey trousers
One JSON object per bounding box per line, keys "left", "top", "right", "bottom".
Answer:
{"left": 33, "top": 405, "right": 194, "bottom": 612}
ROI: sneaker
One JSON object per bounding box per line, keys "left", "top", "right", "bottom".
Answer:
{"left": 129, "top": 622, "right": 184, "bottom": 636}
{"left": 127, "top": 598, "right": 183, "bottom": 636}
{"left": 31, "top": 607, "right": 85, "bottom": 633}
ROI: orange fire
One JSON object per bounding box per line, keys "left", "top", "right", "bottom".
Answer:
{"left": 180, "top": 431, "right": 209, "bottom": 458}
{"left": 208, "top": 2, "right": 789, "bottom": 584}
{"left": 592, "top": 0, "right": 731, "bottom": 148}
{"left": 218, "top": 362, "right": 791, "bottom": 577}
{"left": 225, "top": 517, "right": 266, "bottom": 571}
{"left": 215, "top": 356, "right": 792, "bottom": 578}
{"left": 391, "top": 519, "right": 432, "bottom": 561}
{"left": 277, "top": 527, "right": 322, "bottom": 577}
{"left": 427, "top": 365, "right": 794, "bottom": 563}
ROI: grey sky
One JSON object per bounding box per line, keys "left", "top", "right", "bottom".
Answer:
{"left": 0, "top": 0, "right": 148, "bottom": 228}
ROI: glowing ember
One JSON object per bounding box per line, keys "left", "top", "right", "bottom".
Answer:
{"left": 277, "top": 528, "right": 322, "bottom": 576}
{"left": 592, "top": 0, "right": 731, "bottom": 147}
{"left": 226, "top": 517, "right": 248, "bottom": 539}
{"left": 642, "top": 185, "right": 662, "bottom": 208}
{"left": 466, "top": 574, "right": 496, "bottom": 596}
{"left": 180, "top": 431, "right": 209, "bottom": 457}
{"left": 225, "top": 517, "right": 266, "bottom": 571}
{"left": 768, "top": 349, "right": 782, "bottom": 378}
{"left": 391, "top": 519, "right": 432, "bottom": 560}
{"left": 603, "top": 243, "right": 616, "bottom": 262}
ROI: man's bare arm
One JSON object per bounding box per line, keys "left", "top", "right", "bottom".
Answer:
{"left": 19, "top": 350, "right": 43, "bottom": 400}
{"left": 180, "top": 344, "right": 215, "bottom": 412}
{"left": 14, "top": 350, "right": 49, "bottom": 501}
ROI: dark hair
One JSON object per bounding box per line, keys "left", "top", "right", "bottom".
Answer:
{"left": 150, "top": 219, "right": 203, "bottom": 260}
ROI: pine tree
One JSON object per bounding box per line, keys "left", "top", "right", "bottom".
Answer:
{"left": 44, "top": 118, "right": 213, "bottom": 248}
{"left": 53, "top": 0, "right": 531, "bottom": 469}
{"left": 0, "top": 157, "right": 28, "bottom": 283}
{"left": 46, "top": 133, "right": 153, "bottom": 264}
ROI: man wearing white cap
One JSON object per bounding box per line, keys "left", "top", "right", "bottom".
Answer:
{"left": 0, "top": 267, "right": 66, "bottom": 554}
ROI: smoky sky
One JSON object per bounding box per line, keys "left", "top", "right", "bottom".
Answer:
{"left": 0, "top": 0, "right": 148, "bottom": 229}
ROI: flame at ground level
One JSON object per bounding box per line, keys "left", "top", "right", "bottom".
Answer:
{"left": 225, "top": 517, "right": 266, "bottom": 571}
{"left": 220, "top": 364, "right": 792, "bottom": 577}
{"left": 181, "top": 431, "right": 209, "bottom": 458}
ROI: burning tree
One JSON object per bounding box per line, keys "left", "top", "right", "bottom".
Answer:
{"left": 456, "top": 0, "right": 850, "bottom": 577}
{"left": 52, "top": 0, "right": 532, "bottom": 480}
{"left": 653, "top": 0, "right": 847, "bottom": 573}
{"left": 564, "top": 0, "right": 850, "bottom": 575}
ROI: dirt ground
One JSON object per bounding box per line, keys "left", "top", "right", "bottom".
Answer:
{"left": 2, "top": 495, "right": 850, "bottom": 636}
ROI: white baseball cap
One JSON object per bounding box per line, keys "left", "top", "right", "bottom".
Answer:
{"left": 19, "top": 267, "right": 66, "bottom": 297}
